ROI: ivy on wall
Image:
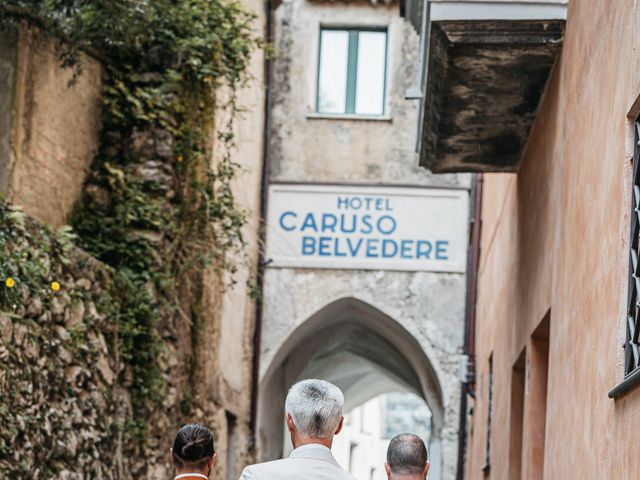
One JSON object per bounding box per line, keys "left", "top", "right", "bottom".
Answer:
{"left": 0, "top": 204, "right": 73, "bottom": 312}
{"left": 0, "top": 201, "right": 125, "bottom": 477}
{"left": 0, "top": 0, "right": 261, "bottom": 443}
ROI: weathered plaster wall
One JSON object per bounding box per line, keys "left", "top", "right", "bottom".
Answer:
{"left": 261, "top": 1, "right": 470, "bottom": 479}
{"left": 261, "top": 269, "right": 466, "bottom": 478}
{"left": 216, "top": 0, "right": 265, "bottom": 395}
{"left": 0, "top": 25, "right": 18, "bottom": 194}
{"left": 211, "top": 0, "right": 266, "bottom": 475}
{"left": 467, "top": 0, "right": 640, "bottom": 478}
{"left": 269, "top": 0, "right": 469, "bottom": 188}
{"left": 5, "top": 22, "right": 102, "bottom": 228}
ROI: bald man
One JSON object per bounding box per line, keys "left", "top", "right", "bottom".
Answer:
{"left": 384, "top": 434, "right": 430, "bottom": 480}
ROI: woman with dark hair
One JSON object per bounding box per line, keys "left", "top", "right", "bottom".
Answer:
{"left": 171, "top": 424, "right": 216, "bottom": 479}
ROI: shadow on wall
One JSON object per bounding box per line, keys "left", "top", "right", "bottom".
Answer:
{"left": 256, "top": 297, "right": 445, "bottom": 480}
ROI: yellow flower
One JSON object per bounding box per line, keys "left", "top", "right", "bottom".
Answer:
{"left": 50, "top": 281, "right": 61, "bottom": 292}
{"left": 5, "top": 277, "right": 15, "bottom": 288}
{"left": 176, "top": 155, "right": 183, "bottom": 163}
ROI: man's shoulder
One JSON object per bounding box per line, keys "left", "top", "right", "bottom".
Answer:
{"left": 243, "top": 457, "right": 290, "bottom": 471}
{"left": 240, "top": 458, "right": 291, "bottom": 478}
{"left": 240, "top": 457, "right": 356, "bottom": 480}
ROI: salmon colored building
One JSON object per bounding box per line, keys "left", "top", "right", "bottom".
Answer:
{"left": 464, "top": 1, "right": 640, "bottom": 478}
{"left": 404, "top": 0, "right": 640, "bottom": 478}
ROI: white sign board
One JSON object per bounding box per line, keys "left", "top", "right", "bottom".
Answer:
{"left": 266, "top": 184, "right": 469, "bottom": 273}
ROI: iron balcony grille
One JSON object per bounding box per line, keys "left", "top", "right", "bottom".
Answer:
{"left": 626, "top": 120, "right": 640, "bottom": 378}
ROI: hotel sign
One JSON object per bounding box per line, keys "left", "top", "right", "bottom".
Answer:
{"left": 265, "top": 184, "right": 469, "bottom": 273}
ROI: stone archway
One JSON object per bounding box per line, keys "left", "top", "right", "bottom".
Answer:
{"left": 256, "top": 297, "right": 445, "bottom": 480}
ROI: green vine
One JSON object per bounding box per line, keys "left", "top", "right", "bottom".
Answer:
{"left": 0, "top": 203, "right": 72, "bottom": 311}
{"left": 1, "top": 0, "right": 261, "bottom": 441}
{"left": 0, "top": 199, "right": 123, "bottom": 477}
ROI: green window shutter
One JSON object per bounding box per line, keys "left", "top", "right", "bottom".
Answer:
{"left": 345, "top": 30, "right": 359, "bottom": 114}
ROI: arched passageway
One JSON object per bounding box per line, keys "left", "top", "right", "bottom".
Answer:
{"left": 256, "top": 297, "right": 445, "bottom": 480}
{"left": 332, "top": 391, "right": 432, "bottom": 480}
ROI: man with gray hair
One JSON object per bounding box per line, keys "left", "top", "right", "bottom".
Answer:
{"left": 385, "top": 434, "right": 430, "bottom": 480}
{"left": 239, "top": 379, "right": 355, "bottom": 480}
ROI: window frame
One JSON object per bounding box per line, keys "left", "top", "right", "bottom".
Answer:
{"left": 609, "top": 116, "right": 640, "bottom": 398}
{"left": 315, "top": 25, "right": 389, "bottom": 117}
{"left": 625, "top": 120, "right": 640, "bottom": 378}
{"left": 482, "top": 353, "right": 493, "bottom": 474}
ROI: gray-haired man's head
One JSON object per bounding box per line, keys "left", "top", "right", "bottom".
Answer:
{"left": 284, "top": 379, "right": 344, "bottom": 442}
{"left": 385, "top": 434, "right": 430, "bottom": 479}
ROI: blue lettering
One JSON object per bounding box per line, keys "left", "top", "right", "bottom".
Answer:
{"left": 279, "top": 211, "right": 297, "bottom": 231}
{"left": 340, "top": 214, "right": 357, "bottom": 233}
{"left": 400, "top": 240, "right": 413, "bottom": 259}
{"left": 435, "top": 240, "right": 449, "bottom": 260}
{"left": 366, "top": 239, "right": 380, "bottom": 257}
{"left": 302, "top": 236, "right": 316, "bottom": 255}
{"left": 347, "top": 238, "right": 364, "bottom": 256}
{"left": 350, "top": 197, "right": 363, "bottom": 210}
{"left": 382, "top": 239, "right": 398, "bottom": 258}
{"left": 364, "top": 197, "right": 373, "bottom": 210}
{"left": 361, "top": 215, "right": 373, "bottom": 234}
{"left": 416, "top": 240, "right": 432, "bottom": 259}
{"left": 322, "top": 214, "right": 337, "bottom": 232}
{"left": 301, "top": 213, "right": 318, "bottom": 232}
{"left": 377, "top": 215, "right": 397, "bottom": 235}
{"left": 337, "top": 196, "right": 349, "bottom": 209}
{"left": 385, "top": 198, "right": 393, "bottom": 211}
{"left": 334, "top": 238, "right": 347, "bottom": 257}
{"left": 318, "top": 237, "right": 331, "bottom": 256}
{"left": 375, "top": 198, "right": 384, "bottom": 211}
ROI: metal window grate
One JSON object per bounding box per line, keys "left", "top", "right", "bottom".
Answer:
{"left": 482, "top": 353, "right": 493, "bottom": 474}
{"left": 626, "top": 120, "right": 640, "bottom": 377}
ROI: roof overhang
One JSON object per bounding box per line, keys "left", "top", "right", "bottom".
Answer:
{"left": 403, "top": 1, "right": 567, "bottom": 173}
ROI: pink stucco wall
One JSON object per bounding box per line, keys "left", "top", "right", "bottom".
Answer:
{"left": 466, "top": 1, "right": 640, "bottom": 478}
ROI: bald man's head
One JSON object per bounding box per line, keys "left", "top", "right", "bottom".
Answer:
{"left": 385, "top": 434, "right": 429, "bottom": 479}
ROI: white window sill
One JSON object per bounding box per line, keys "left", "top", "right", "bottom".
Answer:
{"left": 306, "top": 112, "right": 392, "bottom": 122}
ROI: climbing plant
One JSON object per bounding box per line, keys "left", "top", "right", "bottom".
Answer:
{"left": 0, "top": 0, "right": 261, "bottom": 440}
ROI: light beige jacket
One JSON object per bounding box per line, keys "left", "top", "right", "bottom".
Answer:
{"left": 239, "top": 444, "right": 357, "bottom": 480}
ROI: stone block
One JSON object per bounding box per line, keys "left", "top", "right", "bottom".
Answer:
{"left": 4, "top": 22, "right": 102, "bottom": 227}
{"left": 0, "top": 315, "right": 13, "bottom": 343}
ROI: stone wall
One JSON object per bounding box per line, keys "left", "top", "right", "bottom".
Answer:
{"left": 0, "top": 197, "right": 253, "bottom": 480}
{"left": 0, "top": 21, "right": 102, "bottom": 228}
{"left": 0, "top": 203, "right": 127, "bottom": 479}
{"left": 0, "top": 10, "right": 266, "bottom": 480}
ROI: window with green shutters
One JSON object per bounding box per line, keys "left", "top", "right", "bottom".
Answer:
{"left": 316, "top": 27, "right": 388, "bottom": 116}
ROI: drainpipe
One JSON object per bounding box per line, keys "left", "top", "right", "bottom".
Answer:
{"left": 249, "top": 0, "right": 275, "bottom": 451}
{"left": 405, "top": 0, "right": 432, "bottom": 153}
{"left": 465, "top": 173, "right": 482, "bottom": 395}
{"left": 456, "top": 173, "right": 483, "bottom": 480}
